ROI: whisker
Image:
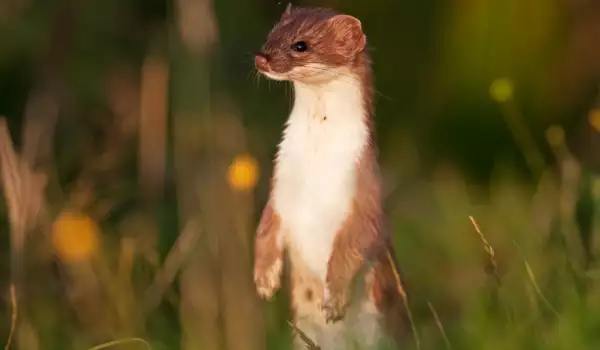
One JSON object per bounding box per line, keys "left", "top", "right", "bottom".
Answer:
{"left": 286, "top": 82, "right": 293, "bottom": 107}
{"left": 246, "top": 68, "right": 255, "bottom": 82}
{"left": 254, "top": 69, "right": 261, "bottom": 88}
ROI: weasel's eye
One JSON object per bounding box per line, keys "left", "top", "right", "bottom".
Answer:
{"left": 292, "top": 41, "right": 308, "bottom": 52}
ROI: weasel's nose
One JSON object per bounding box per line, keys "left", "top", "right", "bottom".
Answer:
{"left": 254, "top": 53, "right": 270, "bottom": 71}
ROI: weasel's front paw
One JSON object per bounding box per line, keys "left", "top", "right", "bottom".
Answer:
{"left": 321, "top": 287, "right": 350, "bottom": 323}
{"left": 254, "top": 258, "right": 283, "bottom": 300}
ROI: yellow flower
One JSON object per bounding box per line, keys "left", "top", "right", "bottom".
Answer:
{"left": 589, "top": 109, "right": 600, "bottom": 133}
{"left": 52, "top": 211, "right": 101, "bottom": 261}
{"left": 490, "top": 78, "right": 514, "bottom": 102}
{"left": 228, "top": 153, "right": 259, "bottom": 191}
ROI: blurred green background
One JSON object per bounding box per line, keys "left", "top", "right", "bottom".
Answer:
{"left": 0, "top": 0, "right": 600, "bottom": 349}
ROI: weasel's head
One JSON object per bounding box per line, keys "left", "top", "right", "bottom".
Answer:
{"left": 254, "top": 5, "right": 367, "bottom": 84}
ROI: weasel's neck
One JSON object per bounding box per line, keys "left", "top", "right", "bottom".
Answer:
{"left": 288, "top": 70, "right": 372, "bottom": 132}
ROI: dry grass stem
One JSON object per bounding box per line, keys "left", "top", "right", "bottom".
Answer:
{"left": 117, "top": 237, "right": 136, "bottom": 284}
{"left": 287, "top": 321, "right": 321, "bottom": 350}
{"left": 0, "top": 119, "right": 33, "bottom": 350}
{"left": 144, "top": 221, "right": 202, "bottom": 314}
{"left": 0, "top": 115, "right": 50, "bottom": 239}
{"left": 86, "top": 337, "right": 151, "bottom": 350}
{"left": 4, "top": 284, "right": 17, "bottom": 350}
{"left": 512, "top": 239, "right": 559, "bottom": 317}
{"left": 21, "top": 89, "right": 59, "bottom": 167}
{"left": 0, "top": 118, "right": 26, "bottom": 236}
{"left": 386, "top": 250, "right": 420, "bottom": 350}
{"left": 497, "top": 98, "right": 545, "bottom": 176}
{"left": 176, "top": 0, "right": 218, "bottom": 52}
{"left": 427, "top": 300, "right": 451, "bottom": 350}
{"left": 139, "top": 55, "right": 168, "bottom": 196}
{"left": 0, "top": 95, "right": 56, "bottom": 349}
{"left": 544, "top": 127, "right": 586, "bottom": 270}
{"left": 469, "top": 216, "right": 501, "bottom": 284}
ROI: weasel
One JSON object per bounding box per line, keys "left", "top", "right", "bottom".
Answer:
{"left": 253, "top": 5, "right": 408, "bottom": 349}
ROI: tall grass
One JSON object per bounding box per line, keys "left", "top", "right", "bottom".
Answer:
{"left": 1, "top": 1, "right": 599, "bottom": 349}
{"left": 2, "top": 105, "right": 600, "bottom": 349}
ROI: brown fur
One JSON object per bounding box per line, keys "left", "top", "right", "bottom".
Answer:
{"left": 253, "top": 200, "right": 283, "bottom": 300}
{"left": 324, "top": 142, "right": 409, "bottom": 344}
{"left": 253, "top": 5, "right": 410, "bottom": 348}
{"left": 258, "top": 7, "right": 367, "bottom": 75}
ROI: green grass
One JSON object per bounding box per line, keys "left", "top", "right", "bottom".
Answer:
{"left": 6, "top": 157, "right": 599, "bottom": 350}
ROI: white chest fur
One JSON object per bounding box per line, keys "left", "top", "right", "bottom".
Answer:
{"left": 272, "top": 75, "right": 369, "bottom": 281}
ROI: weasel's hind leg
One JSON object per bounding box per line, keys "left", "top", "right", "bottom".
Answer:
{"left": 289, "top": 282, "right": 324, "bottom": 350}
{"left": 289, "top": 269, "right": 348, "bottom": 349}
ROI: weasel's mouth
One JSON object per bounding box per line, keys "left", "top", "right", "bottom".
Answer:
{"left": 254, "top": 53, "right": 289, "bottom": 81}
{"left": 255, "top": 65, "right": 289, "bottom": 81}
{"left": 259, "top": 70, "right": 289, "bottom": 81}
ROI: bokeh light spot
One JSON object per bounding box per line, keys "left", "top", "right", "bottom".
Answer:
{"left": 228, "top": 154, "right": 259, "bottom": 191}
{"left": 588, "top": 109, "right": 600, "bottom": 133}
{"left": 52, "top": 211, "right": 101, "bottom": 262}
{"left": 490, "top": 78, "right": 514, "bottom": 102}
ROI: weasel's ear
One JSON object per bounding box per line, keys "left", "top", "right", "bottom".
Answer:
{"left": 281, "top": 3, "right": 293, "bottom": 21}
{"left": 328, "top": 14, "right": 367, "bottom": 55}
